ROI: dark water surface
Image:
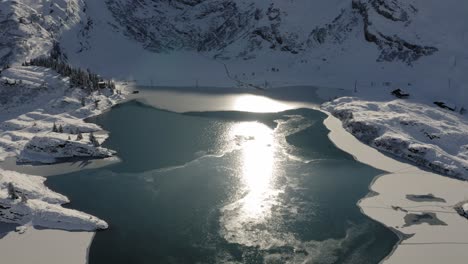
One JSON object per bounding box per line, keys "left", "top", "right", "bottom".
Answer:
{"left": 46, "top": 100, "right": 398, "bottom": 264}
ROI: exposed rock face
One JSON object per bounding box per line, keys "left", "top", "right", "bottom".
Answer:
{"left": 308, "top": 9, "right": 359, "bottom": 48}
{"left": 105, "top": 0, "right": 313, "bottom": 56}
{"left": 105, "top": 0, "right": 255, "bottom": 53}
{"left": 0, "top": 0, "right": 445, "bottom": 66}
{"left": 105, "top": 0, "right": 307, "bottom": 55}
{"left": 104, "top": 0, "right": 438, "bottom": 63}
{"left": 352, "top": 0, "right": 438, "bottom": 64}
{"left": 369, "top": 0, "right": 414, "bottom": 23}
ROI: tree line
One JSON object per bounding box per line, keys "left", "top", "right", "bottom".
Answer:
{"left": 22, "top": 43, "right": 116, "bottom": 92}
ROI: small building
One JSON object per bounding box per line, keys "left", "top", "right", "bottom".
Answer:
{"left": 391, "top": 88, "right": 410, "bottom": 99}
{"left": 98, "top": 81, "right": 106, "bottom": 89}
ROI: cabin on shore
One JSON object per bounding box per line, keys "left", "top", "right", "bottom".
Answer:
{"left": 391, "top": 88, "right": 410, "bottom": 99}
{"left": 98, "top": 81, "right": 107, "bottom": 89}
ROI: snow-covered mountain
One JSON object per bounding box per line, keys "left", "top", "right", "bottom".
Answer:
{"left": 0, "top": 0, "right": 84, "bottom": 65}
{"left": 1, "top": 1, "right": 468, "bottom": 255}
{"left": 1, "top": 0, "right": 467, "bottom": 103}
{"left": 104, "top": 0, "right": 438, "bottom": 64}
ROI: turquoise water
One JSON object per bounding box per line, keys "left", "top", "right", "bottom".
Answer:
{"left": 46, "top": 100, "right": 398, "bottom": 263}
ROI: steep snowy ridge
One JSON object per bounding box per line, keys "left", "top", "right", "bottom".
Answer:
{"left": 2, "top": 0, "right": 462, "bottom": 64}
{"left": 351, "top": 0, "right": 438, "bottom": 64}
{"left": 1, "top": 0, "right": 467, "bottom": 104}
{"left": 102, "top": 0, "right": 444, "bottom": 64}
{"left": 104, "top": 0, "right": 302, "bottom": 54}
{"left": 104, "top": 0, "right": 362, "bottom": 57}
{"left": 0, "top": 0, "right": 85, "bottom": 65}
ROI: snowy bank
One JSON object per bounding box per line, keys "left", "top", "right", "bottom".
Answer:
{"left": 324, "top": 114, "right": 468, "bottom": 264}
{"left": 0, "top": 65, "right": 127, "bottom": 233}
{"left": 0, "top": 227, "right": 94, "bottom": 264}
{"left": 323, "top": 97, "right": 468, "bottom": 179}
{"left": 0, "top": 66, "right": 127, "bottom": 163}
{"left": 18, "top": 132, "right": 115, "bottom": 164}
{"left": 0, "top": 168, "right": 107, "bottom": 231}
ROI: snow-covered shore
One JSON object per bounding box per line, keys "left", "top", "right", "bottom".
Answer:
{"left": 319, "top": 83, "right": 468, "bottom": 263}
{"left": 0, "top": 168, "right": 107, "bottom": 231}
{"left": 323, "top": 96, "right": 468, "bottom": 179}
{"left": 324, "top": 114, "right": 468, "bottom": 264}
{"left": 0, "top": 227, "right": 94, "bottom": 264}
{"left": 0, "top": 168, "right": 102, "bottom": 264}
{"left": 0, "top": 65, "right": 129, "bottom": 230}
{"left": 0, "top": 66, "right": 126, "bottom": 163}
{"left": 0, "top": 65, "right": 129, "bottom": 264}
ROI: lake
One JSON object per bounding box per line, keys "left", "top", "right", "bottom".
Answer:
{"left": 46, "top": 90, "right": 398, "bottom": 263}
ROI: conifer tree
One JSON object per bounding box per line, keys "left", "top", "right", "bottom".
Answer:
{"left": 89, "top": 132, "right": 100, "bottom": 147}
{"left": 20, "top": 193, "right": 28, "bottom": 204}
{"left": 7, "top": 183, "right": 18, "bottom": 200}
{"left": 26, "top": 50, "right": 116, "bottom": 92}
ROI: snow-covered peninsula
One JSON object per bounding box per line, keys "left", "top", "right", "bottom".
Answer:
{"left": 0, "top": 66, "right": 124, "bottom": 163}
{"left": 0, "top": 64, "right": 128, "bottom": 233}
{"left": 0, "top": 168, "right": 107, "bottom": 230}
{"left": 0, "top": 61, "right": 130, "bottom": 264}
{"left": 323, "top": 96, "right": 468, "bottom": 179}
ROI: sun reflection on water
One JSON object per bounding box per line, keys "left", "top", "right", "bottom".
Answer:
{"left": 229, "top": 121, "right": 279, "bottom": 219}
{"left": 233, "top": 94, "right": 290, "bottom": 113}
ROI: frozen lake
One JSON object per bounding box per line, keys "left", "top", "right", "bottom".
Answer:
{"left": 44, "top": 88, "right": 398, "bottom": 263}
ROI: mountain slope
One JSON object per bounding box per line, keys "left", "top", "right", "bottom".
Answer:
{"left": 0, "top": 0, "right": 467, "bottom": 104}
{"left": 0, "top": 0, "right": 84, "bottom": 65}
{"left": 104, "top": 0, "right": 440, "bottom": 63}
